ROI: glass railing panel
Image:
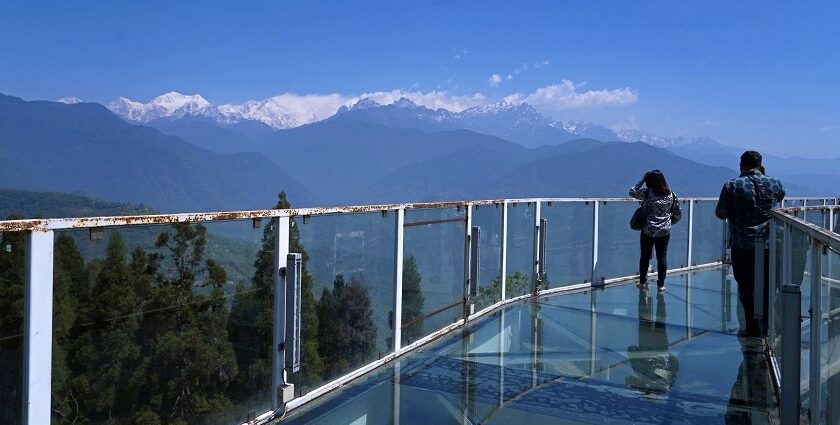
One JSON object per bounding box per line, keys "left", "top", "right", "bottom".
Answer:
{"left": 0, "top": 230, "right": 23, "bottom": 425}
{"left": 52, "top": 219, "right": 266, "bottom": 424}
{"left": 771, "top": 220, "right": 785, "bottom": 357}
{"left": 691, "top": 200, "right": 725, "bottom": 266}
{"left": 669, "top": 198, "right": 690, "bottom": 269}
{"left": 794, "top": 224, "right": 813, "bottom": 419}
{"left": 805, "top": 209, "right": 827, "bottom": 228}
{"left": 294, "top": 211, "right": 396, "bottom": 393}
{"left": 540, "top": 201, "right": 593, "bottom": 287}
{"left": 470, "top": 203, "right": 503, "bottom": 311}
{"left": 402, "top": 207, "right": 466, "bottom": 346}
{"left": 683, "top": 268, "right": 738, "bottom": 335}
{"left": 596, "top": 200, "right": 639, "bottom": 280}
{"left": 824, "top": 247, "right": 840, "bottom": 424}
{"left": 504, "top": 202, "right": 535, "bottom": 298}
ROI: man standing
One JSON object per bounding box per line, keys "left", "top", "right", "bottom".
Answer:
{"left": 716, "top": 151, "right": 785, "bottom": 337}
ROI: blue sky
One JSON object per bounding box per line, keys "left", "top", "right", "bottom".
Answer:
{"left": 2, "top": 1, "right": 838, "bottom": 158}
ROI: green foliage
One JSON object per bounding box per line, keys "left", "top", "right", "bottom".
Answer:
{"left": 387, "top": 255, "right": 425, "bottom": 348}
{"left": 3, "top": 192, "right": 383, "bottom": 423}
{"left": 474, "top": 272, "right": 529, "bottom": 307}
{"left": 317, "top": 274, "right": 377, "bottom": 380}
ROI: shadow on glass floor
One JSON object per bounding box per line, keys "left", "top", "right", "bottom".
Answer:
{"left": 274, "top": 267, "right": 777, "bottom": 425}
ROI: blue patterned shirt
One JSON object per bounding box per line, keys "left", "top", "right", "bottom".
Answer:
{"left": 716, "top": 170, "right": 785, "bottom": 249}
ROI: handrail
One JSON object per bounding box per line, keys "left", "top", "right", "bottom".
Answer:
{"left": 0, "top": 196, "right": 727, "bottom": 232}
{"left": 770, "top": 208, "right": 840, "bottom": 252}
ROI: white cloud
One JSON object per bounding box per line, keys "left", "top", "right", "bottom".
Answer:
{"left": 488, "top": 74, "right": 503, "bottom": 87}
{"left": 523, "top": 80, "right": 637, "bottom": 111}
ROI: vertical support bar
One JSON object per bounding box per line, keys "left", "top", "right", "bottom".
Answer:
{"left": 463, "top": 204, "right": 473, "bottom": 319}
{"left": 469, "top": 226, "right": 480, "bottom": 298}
{"left": 531, "top": 202, "right": 541, "bottom": 294}
{"left": 536, "top": 218, "right": 547, "bottom": 294}
{"left": 23, "top": 230, "right": 54, "bottom": 425}
{"left": 393, "top": 208, "right": 405, "bottom": 353}
{"left": 830, "top": 207, "right": 835, "bottom": 233}
{"left": 780, "top": 284, "right": 802, "bottom": 425}
{"left": 272, "top": 217, "right": 290, "bottom": 409}
{"left": 687, "top": 199, "right": 694, "bottom": 267}
{"left": 769, "top": 220, "right": 778, "bottom": 343}
{"left": 810, "top": 240, "right": 823, "bottom": 421}
{"left": 592, "top": 201, "right": 601, "bottom": 285}
{"left": 286, "top": 254, "right": 302, "bottom": 373}
{"left": 500, "top": 202, "right": 508, "bottom": 301}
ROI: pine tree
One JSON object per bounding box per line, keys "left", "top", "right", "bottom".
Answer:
{"left": 51, "top": 233, "right": 87, "bottom": 423}
{"left": 83, "top": 232, "right": 141, "bottom": 421}
{"left": 228, "top": 192, "right": 324, "bottom": 407}
{"left": 317, "top": 274, "right": 377, "bottom": 379}
{"left": 0, "top": 219, "right": 25, "bottom": 422}
{"left": 135, "top": 222, "right": 238, "bottom": 423}
{"left": 388, "top": 255, "right": 425, "bottom": 347}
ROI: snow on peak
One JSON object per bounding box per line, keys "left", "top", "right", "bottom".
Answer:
{"left": 149, "top": 91, "right": 211, "bottom": 111}
{"left": 58, "top": 96, "right": 83, "bottom": 104}
{"left": 350, "top": 97, "right": 381, "bottom": 110}
{"left": 392, "top": 97, "right": 418, "bottom": 108}
{"left": 108, "top": 91, "right": 217, "bottom": 123}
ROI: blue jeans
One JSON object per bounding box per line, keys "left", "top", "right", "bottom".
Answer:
{"left": 640, "top": 232, "right": 670, "bottom": 286}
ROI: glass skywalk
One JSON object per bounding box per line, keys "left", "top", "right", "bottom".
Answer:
{"left": 275, "top": 268, "right": 777, "bottom": 424}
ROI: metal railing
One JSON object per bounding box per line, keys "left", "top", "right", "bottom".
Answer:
{"left": 0, "top": 195, "right": 835, "bottom": 425}
{"left": 766, "top": 203, "right": 840, "bottom": 424}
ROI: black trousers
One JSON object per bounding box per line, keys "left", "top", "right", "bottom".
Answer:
{"left": 639, "top": 233, "right": 670, "bottom": 285}
{"left": 731, "top": 247, "right": 769, "bottom": 337}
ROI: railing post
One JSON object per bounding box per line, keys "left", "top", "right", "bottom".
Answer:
{"left": 592, "top": 201, "right": 602, "bottom": 286}
{"left": 393, "top": 208, "right": 405, "bottom": 353}
{"left": 810, "top": 239, "right": 823, "bottom": 422}
{"left": 532, "top": 202, "right": 541, "bottom": 294}
{"left": 463, "top": 203, "right": 473, "bottom": 319}
{"left": 687, "top": 199, "right": 694, "bottom": 267}
{"left": 780, "top": 284, "right": 802, "bottom": 425}
{"left": 272, "top": 217, "right": 290, "bottom": 409}
{"left": 500, "top": 202, "right": 508, "bottom": 301}
{"left": 23, "top": 230, "right": 54, "bottom": 425}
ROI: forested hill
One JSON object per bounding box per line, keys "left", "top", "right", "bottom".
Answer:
{"left": 0, "top": 188, "right": 154, "bottom": 219}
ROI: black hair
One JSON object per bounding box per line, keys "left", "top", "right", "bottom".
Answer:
{"left": 740, "top": 150, "right": 763, "bottom": 170}
{"left": 644, "top": 170, "right": 671, "bottom": 196}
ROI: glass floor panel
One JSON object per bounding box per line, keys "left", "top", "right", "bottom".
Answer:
{"left": 273, "top": 267, "right": 777, "bottom": 425}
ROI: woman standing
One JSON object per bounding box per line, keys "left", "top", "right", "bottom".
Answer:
{"left": 630, "top": 170, "right": 681, "bottom": 291}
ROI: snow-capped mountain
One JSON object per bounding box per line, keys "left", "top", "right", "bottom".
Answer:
{"left": 110, "top": 91, "right": 346, "bottom": 129}
{"left": 57, "top": 96, "right": 83, "bottom": 104}
{"left": 553, "top": 120, "right": 619, "bottom": 141}
{"left": 615, "top": 130, "right": 723, "bottom": 149}
{"left": 109, "top": 92, "right": 219, "bottom": 123}
{"left": 332, "top": 98, "right": 583, "bottom": 147}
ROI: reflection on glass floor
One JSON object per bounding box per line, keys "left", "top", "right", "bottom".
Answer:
{"left": 274, "top": 267, "right": 777, "bottom": 425}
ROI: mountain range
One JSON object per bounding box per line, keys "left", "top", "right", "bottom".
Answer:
{"left": 0, "top": 91, "right": 832, "bottom": 216}
{"left": 0, "top": 94, "right": 311, "bottom": 212}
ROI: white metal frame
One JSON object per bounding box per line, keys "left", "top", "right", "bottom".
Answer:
{"left": 4, "top": 196, "right": 831, "bottom": 425}
{"left": 22, "top": 230, "right": 53, "bottom": 425}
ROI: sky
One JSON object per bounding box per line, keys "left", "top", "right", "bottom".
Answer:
{"left": 1, "top": 1, "right": 839, "bottom": 158}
